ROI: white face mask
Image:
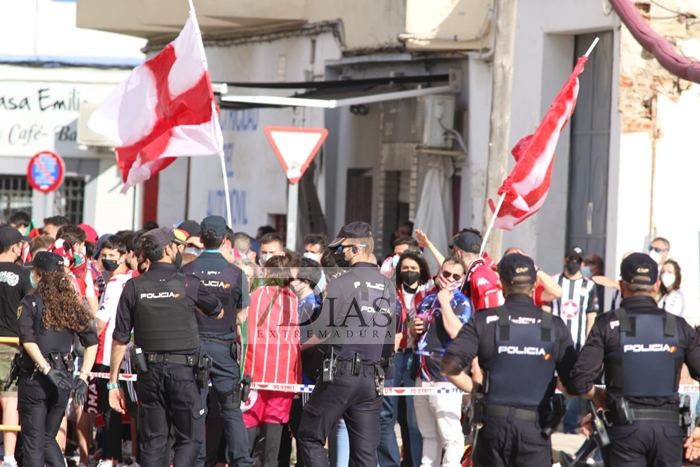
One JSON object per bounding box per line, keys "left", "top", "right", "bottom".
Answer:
{"left": 261, "top": 253, "right": 274, "bottom": 263}
{"left": 303, "top": 252, "right": 320, "bottom": 262}
{"left": 648, "top": 250, "right": 662, "bottom": 264}
{"left": 661, "top": 273, "right": 676, "bottom": 289}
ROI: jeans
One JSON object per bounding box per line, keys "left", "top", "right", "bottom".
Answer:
{"left": 377, "top": 374, "right": 401, "bottom": 467}
{"left": 393, "top": 352, "right": 422, "bottom": 467}
{"left": 196, "top": 339, "right": 253, "bottom": 467}
{"left": 329, "top": 419, "right": 349, "bottom": 467}
{"left": 563, "top": 397, "right": 581, "bottom": 434}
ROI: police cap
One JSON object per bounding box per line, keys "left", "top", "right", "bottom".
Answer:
{"left": 620, "top": 252, "right": 658, "bottom": 284}
{"left": 0, "top": 225, "right": 30, "bottom": 246}
{"left": 31, "top": 251, "right": 65, "bottom": 272}
{"left": 329, "top": 221, "right": 372, "bottom": 248}
{"left": 143, "top": 227, "right": 179, "bottom": 249}
{"left": 498, "top": 253, "right": 537, "bottom": 285}
{"left": 201, "top": 216, "right": 226, "bottom": 237}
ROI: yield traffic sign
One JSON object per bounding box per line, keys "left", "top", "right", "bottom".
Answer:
{"left": 264, "top": 127, "right": 328, "bottom": 184}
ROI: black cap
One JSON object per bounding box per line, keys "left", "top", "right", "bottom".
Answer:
{"left": 0, "top": 225, "right": 30, "bottom": 247}
{"left": 567, "top": 246, "right": 584, "bottom": 261}
{"left": 178, "top": 220, "right": 201, "bottom": 238}
{"left": 498, "top": 253, "right": 537, "bottom": 285}
{"left": 31, "top": 251, "right": 65, "bottom": 272}
{"left": 142, "top": 227, "right": 178, "bottom": 249}
{"left": 201, "top": 216, "right": 226, "bottom": 237}
{"left": 450, "top": 230, "right": 482, "bottom": 254}
{"left": 328, "top": 222, "right": 372, "bottom": 248}
{"left": 620, "top": 252, "right": 658, "bottom": 284}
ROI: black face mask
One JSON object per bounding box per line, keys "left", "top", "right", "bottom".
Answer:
{"left": 101, "top": 259, "right": 120, "bottom": 272}
{"left": 565, "top": 260, "right": 581, "bottom": 275}
{"left": 332, "top": 252, "right": 350, "bottom": 269}
{"left": 173, "top": 251, "right": 183, "bottom": 269}
{"left": 400, "top": 270, "right": 421, "bottom": 286}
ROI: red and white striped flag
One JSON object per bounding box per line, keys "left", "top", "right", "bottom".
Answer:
{"left": 88, "top": 10, "right": 223, "bottom": 193}
{"left": 488, "top": 56, "right": 588, "bottom": 230}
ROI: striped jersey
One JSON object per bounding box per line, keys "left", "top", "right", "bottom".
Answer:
{"left": 243, "top": 285, "right": 301, "bottom": 385}
{"left": 551, "top": 274, "right": 599, "bottom": 349}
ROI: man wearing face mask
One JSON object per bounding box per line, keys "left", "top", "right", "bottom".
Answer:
{"left": 648, "top": 236, "right": 671, "bottom": 271}
{"left": 379, "top": 236, "right": 420, "bottom": 280}
{"left": 260, "top": 233, "right": 286, "bottom": 264}
{"left": 107, "top": 227, "right": 224, "bottom": 467}
{"left": 297, "top": 221, "right": 398, "bottom": 467}
{"left": 93, "top": 236, "right": 135, "bottom": 467}
{"left": 551, "top": 246, "right": 599, "bottom": 434}
{"left": 0, "top": 226, "right": 31, "bottom": 467}
{"left": 449, "top": 229, "right": 504, "bottom": 311}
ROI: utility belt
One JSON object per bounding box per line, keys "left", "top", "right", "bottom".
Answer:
{"left": 603, "top": 399, "right": 681, "bottom": 426}
{"left": 396, "top": 347, "right": 413, "bottom": 354}
{"left": 130, "top": 347, "right": 212, "bottom": 389}
{"left": 321, "top": 348, "right": 392, "bottom": 395}
{"left": 200, "top": 336, "right": 240, "bottom": 362}
{"left": 483, "top": 393, "right": 566, "bottom": 440}
{"left": 18, "top": 351, "right": 74, "bottom": 374}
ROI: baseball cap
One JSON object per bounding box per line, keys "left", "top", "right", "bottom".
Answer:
{"left": 567, "top": 246, "right": 584, "bottom": 261}
{"left": 450, "top": 230, "right": 482, "bottom": 254}
{"left": 328, "top": 222, "right": 372, "bottom": 248}
{"left": 177, "top": 220, "right": 201, "bottom": 238}
{"left": 620, "top": 252, "right": 658, "bottom": 284}
{"left": 0, "top": 225, "right": 30, "bottom": 247}
{"left": 498, "top": 253, "right": 537, "bottom": 285}
{"left": 78, "top": 224, "right": 98, "bottom": 244}
{"left": 94, "top": 233, "right": 112, "bottom": 259}
{"left": 142, "top": 227, "right": 178, "bottom": 249}
{"left": 30, "top": 251, "right": 65, "bottom": 272}
{"left": 201, "top": 216, "right": 226, "bottom": 237}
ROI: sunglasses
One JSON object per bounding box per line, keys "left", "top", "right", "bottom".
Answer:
{"left": 336, "top": 243, "right": 366, "bottom": 252}
{"left": 441, "top": 270, "right": 463, "bottom": 281}
{"left": 648, "top": 246, "right": 668, "bottom": 254}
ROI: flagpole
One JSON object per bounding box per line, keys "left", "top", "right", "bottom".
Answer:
{"left": 585, "top": 37, "right": 600, "bottom": 58}
{"left": 480, "top": 193, "right": 506, "bottom": 257}
{"left": 188, "top": 0, "right": 233, "bottom": 227}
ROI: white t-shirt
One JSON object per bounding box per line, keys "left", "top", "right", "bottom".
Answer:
{"left": 95, "top": 271, "right": 135, "bottom": 366}
{"left": 659, "top": 289, "right": 685, "bottom": 319}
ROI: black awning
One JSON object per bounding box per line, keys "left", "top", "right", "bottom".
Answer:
{"left": 218, "top": 74, "right": 449, "bottom": 110}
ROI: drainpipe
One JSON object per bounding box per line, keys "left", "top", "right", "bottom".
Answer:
{"left": 648, "top": 92, "right": 658, "bottom": 240}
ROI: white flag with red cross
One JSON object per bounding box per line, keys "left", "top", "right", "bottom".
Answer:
{"left": 88, "top": 10, "right": 223, "bottom": 193}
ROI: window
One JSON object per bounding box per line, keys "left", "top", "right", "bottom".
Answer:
{"left": 55, "top": 177, "right": 86, "bottom": 225}
{"left": 0, "top": 176, "right": 33, "bottom": 223}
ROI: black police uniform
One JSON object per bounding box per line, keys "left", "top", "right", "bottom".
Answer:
{"left": 17, "top": 294, "right": 97, "bottom": 467}
{"left": 182, "top": 248, "right": 254, "bottom": 467}
{"left": 297, "top": 261, "right": 398, "bottom": 467}
{"left": 113, "top": 262, "right": 223, "bottom": 467}
{"left": 570, "top": 294, "right": 700, "bottom": 466}
{"left": 442, "top": 254, "right": 577, "bottom": 467}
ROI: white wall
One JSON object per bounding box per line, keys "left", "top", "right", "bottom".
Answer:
{"left": 0, "top": 0, "right": 145, "bottom": 61}
{"left": 157, "top": 33, "right": 341, "bottom": 235}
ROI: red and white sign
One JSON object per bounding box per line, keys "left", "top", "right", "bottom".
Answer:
{"left": 27, "top": 151, "right": 65, "bottom": 193}
{"left": 264, "top": 127, "right": 328, "bottom": 184}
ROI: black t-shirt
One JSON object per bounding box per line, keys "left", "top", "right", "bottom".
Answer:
{"left": 0, "top": 262, "right": 32, "bottom": 337}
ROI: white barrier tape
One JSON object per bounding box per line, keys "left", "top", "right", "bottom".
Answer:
{"left": 86, "top": 373, "right": 700, "bottom": 396}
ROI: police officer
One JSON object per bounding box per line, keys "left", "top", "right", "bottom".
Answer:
{"left": 570, "top": 252, "right": 700, "bottom": 466}
{"left": 297, "top": 221, "right": 398, "bottom": 467}
{"left": 182, "top": 216, "right": 254, "bottom": 467}
{"left": 107, "top": 227, "right": 224, "bottom": 467}
{"left": 440, "top": 253, "right": 578, "bottom": 467}
{"left": 17, "top": 252, "right": 97, "bottom": 467}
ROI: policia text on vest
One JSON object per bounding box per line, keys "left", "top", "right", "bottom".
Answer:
{"left": 107, "top": 228, "right": 224, "bottom": 467}
{"left": 570, "top": 252, "right": 700, "bottom": 465}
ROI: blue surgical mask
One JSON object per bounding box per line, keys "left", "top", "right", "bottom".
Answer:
{"left": 315, "top": 273, "right": 327, "bottom": 293}
{"left": 391, "top": 255, "right": 399, "bottom": 267}
{"left": 581, "top": 266, "right": 592, "bottom": 278}
{"left": 29, "top": 272, "right": 37, "bottom": 289}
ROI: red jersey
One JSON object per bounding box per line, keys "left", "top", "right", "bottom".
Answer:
{"left": 463, "top": 256, "right": 504, "bottom": 311}
{"left": 244, "top": 285, "right": 301, "bottom": 385}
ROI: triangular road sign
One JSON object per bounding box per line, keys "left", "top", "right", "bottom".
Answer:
{"left": 264, "top": 127, "right": 329, "bottom": 184}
